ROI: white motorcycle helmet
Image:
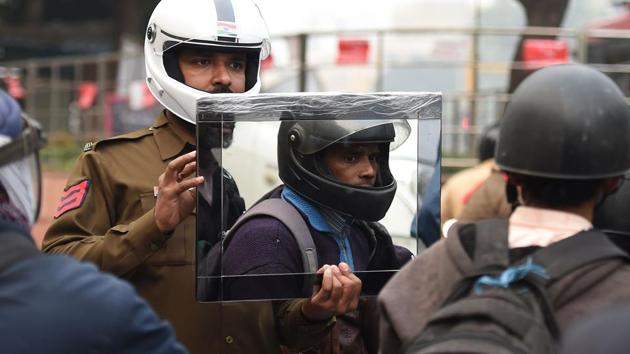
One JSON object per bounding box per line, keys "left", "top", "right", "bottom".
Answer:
{"left": 145, "top": 0, "right": 271, "bottom": 124}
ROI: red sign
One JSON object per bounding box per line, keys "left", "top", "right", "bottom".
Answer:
{"left": 523, "top": 39, "right": 569, "bottom": 70}
{"left": 336, "top": 38, "right": 370, "bottom": 65}
{"left": 77, "top": 82, "right": 98, "bottom": 109}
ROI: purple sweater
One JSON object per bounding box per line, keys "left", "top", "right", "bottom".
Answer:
{"left": 222, "top": 215, "right": 372, "bottom": 299}
{"left": 221, "top": 190, "right": 412, "bottom": 354}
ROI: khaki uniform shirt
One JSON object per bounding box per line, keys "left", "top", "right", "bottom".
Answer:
{"left": 441, "top": 159, "right": 495, "bottom": 224}
{"left": 458, "top": 167, "right": 512, "bottom": 223}
{"left": 43, "top": 112, "right": 332, "bottom": 354}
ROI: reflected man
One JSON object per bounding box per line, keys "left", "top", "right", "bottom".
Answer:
{"left": 223, "top": 119, "right": 414, "bottom": 353}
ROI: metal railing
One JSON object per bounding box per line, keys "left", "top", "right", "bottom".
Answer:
{"left": 2, "top": 25, "right": 630, "bottom": 167}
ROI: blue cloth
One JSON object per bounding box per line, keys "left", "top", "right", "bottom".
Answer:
{"left": 0, "top": 89, "right": 22, "bottom": 139}
{"left": 0, "top": 226, "right": 188, "bottom": 354}
{"left": 281, "top": 187, "right": 355, "bottom": 270}
{"left": 473, "top": 257, "right": 550, "bottom": 295}
{"left": 414, "top": 161, "right": 441, "bottom": 247}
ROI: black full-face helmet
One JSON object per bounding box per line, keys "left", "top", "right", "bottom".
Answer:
{"left": 496, "top": 64, "right": 630, "bottom": 179}
{"left": 278, "top": 119, "right": 411, "bottom": 221}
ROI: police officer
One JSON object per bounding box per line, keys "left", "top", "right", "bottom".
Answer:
{"left": 223, "top": 118, "right": 414, "bottom": 353}
{"left": 42, "top": 1, "right": 329, "bottom": 353}
{"left": 0, "top": 89, "right": 188, "bottom": 354}
{"left": 442, "top": 121, "right": 510, "bottom": 226}
{"left": 378, "top": 64, "right": 630, "bottom": 354}
{"left": 457, "top": 122, "right": 512, "bottom": 224}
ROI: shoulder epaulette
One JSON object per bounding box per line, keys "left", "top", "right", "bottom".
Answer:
{"left": 90, "top": 128, "right": 154, "bottom": 151}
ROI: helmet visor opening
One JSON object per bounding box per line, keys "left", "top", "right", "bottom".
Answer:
{"left": 151, "top": 25, "right": 268, "bottom": 57}
{"left": 162, "top": 42, "right": 262, "bottom": 93}
{"left": 292, "top": 120, "right": 411, "bottom": 155}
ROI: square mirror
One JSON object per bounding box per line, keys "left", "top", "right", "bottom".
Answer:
{"left": 196, "top": 93, "right": 441, "bottom": 302}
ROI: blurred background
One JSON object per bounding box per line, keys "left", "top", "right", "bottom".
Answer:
{"left": 2, "top": 0, "right": 630, "bottom": 242}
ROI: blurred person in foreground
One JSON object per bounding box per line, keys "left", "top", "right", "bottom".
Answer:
{"left": 559, "top": 304, "right": 630, "bottom": 354}
{"left": 559, "top": 182, "right": 630, "bottom": 354}
{"left": 378, "top": 64, "right": 630, "bottom": 353}
{"left": 0, "top": 89, "right": 188, "bottom": 354}
{"left": 41, "top": 1, "right": 331, "bottom": 353}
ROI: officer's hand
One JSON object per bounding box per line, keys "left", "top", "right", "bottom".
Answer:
{"left": 154, "top": 151, "right": 204, "bottom": 234}
{"left": 301, "top": 263, "right": 362, "bottom": 321}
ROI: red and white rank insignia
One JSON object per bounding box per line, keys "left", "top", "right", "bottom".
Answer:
{"left": 54, "top": 179, "right": 90, "bottom": 219}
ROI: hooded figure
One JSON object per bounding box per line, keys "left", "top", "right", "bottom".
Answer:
{"left": 0, "top": 89, "right": 188, "bottom": 354}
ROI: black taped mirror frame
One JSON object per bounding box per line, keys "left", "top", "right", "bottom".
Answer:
{"left": 196, "top": 92, "right": 442, "bottom": 303}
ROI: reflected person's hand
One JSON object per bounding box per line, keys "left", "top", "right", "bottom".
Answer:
{"left": 301, "top": 262, "right": 362, "bottom": 321}
{"left": 154, "top": 151, "right": 204, "bottom": 234}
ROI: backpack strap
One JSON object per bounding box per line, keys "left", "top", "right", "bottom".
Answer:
{"left": 226, "top": 198, "right": 318, "bottom": 274}
{"left": 470, "top": 218, "right": 510, "bottom": 270}
{"left": 531, "top": 229, "right": 629, "bottom": 282}
{"left": 444, "top": 219, "right": 510, "bottom": 303}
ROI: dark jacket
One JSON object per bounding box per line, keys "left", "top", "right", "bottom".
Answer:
{"left": 0, "top": 221, "right": 188, "bottom": 354}
{"left": 378, "top": 223, "right": 630, "bottom": 354}
{"left": 223, "top": 187, "right": 413, "bottom": 354}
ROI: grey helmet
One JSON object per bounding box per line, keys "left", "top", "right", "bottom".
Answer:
{"left": 478, "top": 121, "right": 500, "bottom": 162}
{"left": 277, "top": 119, "right": 410, "bottom": 221}
{"left": 495, "top": 64, "right": 630, "bottom": 179}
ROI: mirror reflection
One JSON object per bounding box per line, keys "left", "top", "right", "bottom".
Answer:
{"left": 196, "top": 93, "right": 441, "bottom": 302}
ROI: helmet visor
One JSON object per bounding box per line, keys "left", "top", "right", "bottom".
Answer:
{"left": 291, "top": 119, "right": 411, "bottom": 155}
{"left": 0, "top": 114, "right": 45, "bottom": 224}
{"left": 149, "top": 22, "right": 270, "bottom": 58}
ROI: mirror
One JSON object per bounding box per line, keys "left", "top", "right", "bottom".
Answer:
{"left": 196, "top": 93, "right": 441, "bottom": 302}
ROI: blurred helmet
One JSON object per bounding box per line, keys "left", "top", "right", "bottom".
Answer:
{"left": 496, "top": 64, "right": 630, "bottom": 179}
{"left": 144, "top": 0, "right": 271, "bottom": 124}
{"left": 278, "top": 119, "right": 411, "bottom": 221}
{"left": 0, "top": 90, "right": 46, "bottom": 227}
{"left": 477, "top": 121, "right": 499, "bottom": 162}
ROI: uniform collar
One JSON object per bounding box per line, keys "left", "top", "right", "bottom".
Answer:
{"left": 151, "top": 111, "right": 192, "bottom": 161}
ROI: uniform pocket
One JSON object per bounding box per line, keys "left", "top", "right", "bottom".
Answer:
{"left": 139, "top": 191, "right": 190, "bottom": 265}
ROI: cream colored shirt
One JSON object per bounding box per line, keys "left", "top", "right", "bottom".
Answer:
{"left": 508, "top": 206, "right": 593, "bottom": 248}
